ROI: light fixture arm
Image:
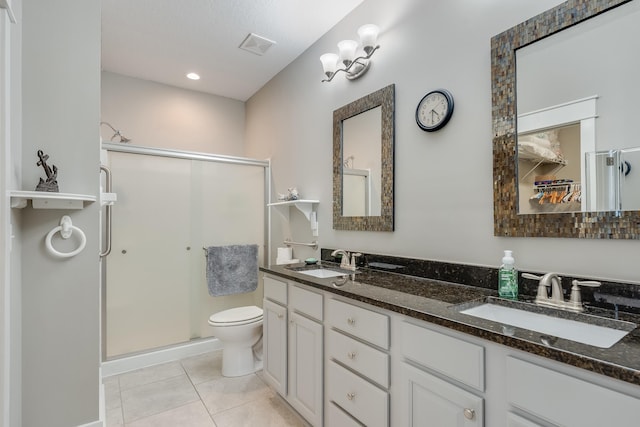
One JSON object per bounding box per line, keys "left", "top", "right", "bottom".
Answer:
{"left": 322, "top": 45, "right": 380, "bottom": 83}
{"left": 100, "top": 121, "right": 131, "bottom": 143}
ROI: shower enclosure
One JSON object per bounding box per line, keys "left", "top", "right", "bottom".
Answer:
{"left": 101, "top": 143, "right": 269, "bottom": 359}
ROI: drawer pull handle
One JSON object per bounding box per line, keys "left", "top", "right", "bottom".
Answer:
{"left": 346, "top": 392, "right": 356, "bottom": 401}
{"left": 347, "top": 351, "right": 357, "bottom": 359}
{"left": 347, "top": 317, "right": 356, "bottom": 326}
{"left": 463, "top": 408, "right": 475, "bottom": 420}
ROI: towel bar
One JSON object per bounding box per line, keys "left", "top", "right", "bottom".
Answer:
{"left": 283, "top": 239, "right": 318, "bottom": 250}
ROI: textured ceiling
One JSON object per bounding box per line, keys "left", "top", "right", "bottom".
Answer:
{"left": 101, "top": 0, "right": 365, "bottom": 101}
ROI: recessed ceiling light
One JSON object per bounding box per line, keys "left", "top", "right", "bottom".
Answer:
{"left": 186, "top": 72, "right": 200, "bottom": 80}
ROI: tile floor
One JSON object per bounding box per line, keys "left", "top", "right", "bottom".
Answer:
{"left": 104, "top": 350, "right": 308, "bottom": 426}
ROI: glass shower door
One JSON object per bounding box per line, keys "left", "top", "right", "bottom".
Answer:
{"left": 104, "top": 150, "right": 266, "bottom": 359}
{"left": 106, "top": 152, "right": 192, "bottom": 358}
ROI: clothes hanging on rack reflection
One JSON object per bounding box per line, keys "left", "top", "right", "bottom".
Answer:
{"left": 530, "top": 182, "right": 581, "bottom": 205}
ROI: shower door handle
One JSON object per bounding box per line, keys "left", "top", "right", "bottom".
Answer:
{"left": 100, "top": 165, "right": 113, "bottom": 257}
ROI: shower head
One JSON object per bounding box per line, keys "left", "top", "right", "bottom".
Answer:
{"left": 100, "top": 121, "right": 131, "bottom": 143}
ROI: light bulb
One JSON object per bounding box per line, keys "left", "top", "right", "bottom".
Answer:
{"left": 320, "top": 53, "right": 339, "bottom": 78}
{"left": 358, "top": 24, "right": 380, "bottom": 55}
{"left": 337, "top": 40, "right": 358, "bottom": 67}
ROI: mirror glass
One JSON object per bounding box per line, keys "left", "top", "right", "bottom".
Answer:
{"left": 333, "top": 84, "right": 394, "bottom": 231}
{"left": 342, "top": 106, "right": 382, "bottom": 216}
{"left": 516, "top": 0, "right": 640, "bottom": 214}
{"left": 491, "top": 0, "right": 640, "bottom": 239}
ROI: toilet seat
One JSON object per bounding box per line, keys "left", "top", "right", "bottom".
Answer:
{"left": 209, "top": 305, "right": 263, "bottom": 327}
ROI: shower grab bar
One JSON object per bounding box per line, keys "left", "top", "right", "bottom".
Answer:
{"left": 100, "top": 165, "right": 113, "bottom": 257}
{"left": 283, "top": 239, "right": 318, "bottom": 250}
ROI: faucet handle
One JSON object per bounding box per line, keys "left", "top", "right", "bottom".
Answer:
{"left": 572, "top": 279, "right": 601, "bottom": 288}
{"left": 350, "top": 253, "right": 362, "bottom": 270}
{"left": 567, "top": 279, "right": 602, "bottom": 311}
{"left": 522, "top": 273, "right": 548, "bottom": 300}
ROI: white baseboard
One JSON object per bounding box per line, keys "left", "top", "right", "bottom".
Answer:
{"left": 101, "top": 338, "right": 222, "bottom": 378}
{"left": 76, "top": 420, "right": 103, "bottom": 427}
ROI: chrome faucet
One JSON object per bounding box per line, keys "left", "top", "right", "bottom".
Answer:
{"left": 522, "top": 272, "right": 601, "bottom": 312}
{"left": 331, "top": 249, "right": 361, "bottom": 271}
{"left": 331, "top": 249, "right": 351, "bottom": 270}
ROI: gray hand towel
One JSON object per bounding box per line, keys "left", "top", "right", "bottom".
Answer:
{"left": 206, "top": 244, "right": 259, "bottom": 297}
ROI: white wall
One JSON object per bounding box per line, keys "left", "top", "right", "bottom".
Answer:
{"left": 246, "top": 0, "right": 640, "bottom": 284}
{"left": 101, "top": 71, "right": 246, "bottom": 156}
{"left": 20, "top": 1, "right": 101, "bottom": 426}
{"left": 1, "top": 1, "right": 23, "bottom": 425}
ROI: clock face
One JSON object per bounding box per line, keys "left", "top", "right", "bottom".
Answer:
{"left": 416, "top": 89, "right": 454, "bottom": 132}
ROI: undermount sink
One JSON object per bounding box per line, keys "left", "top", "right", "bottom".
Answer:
{"left": 458, "top": 298, "right": 636, "bottom": 349}
{"left": 287, "top": 264, "right": 356, "bottom": 279}
{"left": 296, "top": 268, "right": 350, "bottom": 279}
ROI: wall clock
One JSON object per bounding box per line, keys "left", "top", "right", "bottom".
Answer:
{"left": 416, "top": 89, "right": 454, "bottom": 132}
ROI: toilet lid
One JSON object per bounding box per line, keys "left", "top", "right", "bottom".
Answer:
{"left": 209, "top": 305, "right": 263, "bottom": 326}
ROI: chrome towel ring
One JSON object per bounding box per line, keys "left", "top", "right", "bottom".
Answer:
{"left": 45, "top": 215, "right": 86, "bottom": 258}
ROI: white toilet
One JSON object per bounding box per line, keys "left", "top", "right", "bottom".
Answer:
{"left": 208, "top": 305, "right": 264, "bottom": 377}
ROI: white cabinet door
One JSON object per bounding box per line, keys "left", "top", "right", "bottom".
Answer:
{"left": 289, "top": 311, "right": 323, "bottom": 427}
{"left": 263, "top": 299, "right": 287, "bottom": 397}
{"left": 507, "top": 356, "right": 640, "bottom": 427}
{"left": 402, "top": 363, "right": 484, "bottom": 427}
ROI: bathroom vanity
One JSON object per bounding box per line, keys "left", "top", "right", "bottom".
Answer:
{"left": 260, "top": 261, "right": 640, "bottom": 427}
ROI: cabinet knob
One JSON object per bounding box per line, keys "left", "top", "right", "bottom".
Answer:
{"left": 277, "top": 313, "right": 283, "bottom": 319}
{"left": 346, "top": 392, "right": 356, "bottom": 401}
{"left": 347, "top": 317, "right": 356, "bottom": 326}
{"left": 347, "top": 351, "right": 357, "bottom": 359}
{"left": 463, "top": 408, "right": 475, "bottom": 420}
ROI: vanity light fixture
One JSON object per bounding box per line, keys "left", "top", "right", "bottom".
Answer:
{"left": 100, "top": 122, "right": 131, "bottom": 143}
{"left": 186, "top": 72, "right": 200, "bottom": 80}
{"left": 320, "top": 24, "right": 380, "bottom": 83}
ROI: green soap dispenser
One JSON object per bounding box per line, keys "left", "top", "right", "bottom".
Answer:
{"left": 498, "top": 250, "right": 518, "bottom": 299}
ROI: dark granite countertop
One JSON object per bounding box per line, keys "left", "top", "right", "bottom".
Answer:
{"left": 260, "top": 262, "right": 640, "bottom": 387}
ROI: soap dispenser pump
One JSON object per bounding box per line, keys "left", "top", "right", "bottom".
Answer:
{"left": 498, "top": 250, "right": 518, "bottom": 299}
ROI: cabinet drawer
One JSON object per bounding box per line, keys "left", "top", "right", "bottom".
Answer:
{"left": 327, "top": 402, "right": 363, "bottom": 427}
{"left": 327, "top": 361, "right": 388, "bottom": 427}
{"left": 507, "top": 356, "right": 640, "bottom": 427}
{"left": 401, "top": 321, "right": 484, "bottom": 391}
{"left": 327, "top": 328, "right": 389, "bottom": 389}
{"left": 327, "top": 298, "right": 389, "bottom": 349}
{"left": 263, "top": 275, "right": 287, "bottom": 305}
{"left": 290, "top": 285, "right": 323, "bottom": 321}
{"left": 507, "top": 412, "right": 543, "bottom": 427}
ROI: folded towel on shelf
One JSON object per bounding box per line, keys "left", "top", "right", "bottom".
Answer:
{"left": 205, "top": 244, "right": 258, "bottom": 297}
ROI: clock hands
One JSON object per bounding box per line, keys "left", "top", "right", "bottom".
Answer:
{"left": 430, "top": 109, "right": 440, "bottom": 123}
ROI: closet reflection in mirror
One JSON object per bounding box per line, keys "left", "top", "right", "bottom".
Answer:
{"left": 516, "top": 0, "right": 640, "bottom": 213}
{"left": 342, "top": 106, "right": 381, "bottom": 216}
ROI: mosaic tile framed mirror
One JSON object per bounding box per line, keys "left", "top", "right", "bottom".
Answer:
{"left": 491, "top": 0, "right": 640, "bottom": 238}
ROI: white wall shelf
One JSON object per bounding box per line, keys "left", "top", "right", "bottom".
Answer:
{"left": 268, "top": 199, "right": 319, "bottom": 237}
{"left": 10, "top": 190, "right": 96, "bottom": 209}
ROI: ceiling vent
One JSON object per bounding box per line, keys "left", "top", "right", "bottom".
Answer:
{"left": 239, "top": 33, "right": 276, "bottom": 56}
